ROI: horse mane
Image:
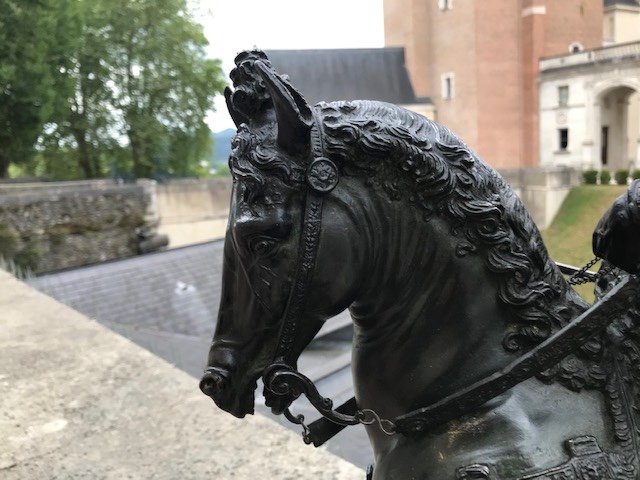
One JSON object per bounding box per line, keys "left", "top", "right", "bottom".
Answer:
{"left": 318, "top": 100, "right": 583, "bottom": 352}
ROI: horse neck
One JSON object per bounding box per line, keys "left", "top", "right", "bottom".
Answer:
{"left": 347, "top": 188, "right": 584, "bottom": 423}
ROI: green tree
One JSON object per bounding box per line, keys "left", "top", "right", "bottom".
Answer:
{"left": 2, "top": 0, "right": 224, "bottom": 180}
{"left": 42, "top": 0, "right": 116, "bottom": 179}
{"left": 107, "top": 0, "right": 225, "bottom": 178}
{"left": 0, "top": 0, "right": 58, "bottom": 178}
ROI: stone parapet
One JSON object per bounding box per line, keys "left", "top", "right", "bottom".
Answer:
{"left": 156, "top": 177, "right": 232, "bottom": 223}
{"left": 540, "top": 40, "right": 640, "bottom": 72}
{"left": 0, "top": 271, "right": 364, "bottom": 479}
{"left": 0, "top": 181, "right": 150, "bottom": 273}
{"left": 155, "top": 178, "right": 232, "bottom": 247}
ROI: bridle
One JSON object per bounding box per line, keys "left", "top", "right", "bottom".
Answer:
{"left": 260, "top": 112, "right": 640, "bottom": 448}
{"left": 260, "top": 112, "right": 397, "bottom": 440}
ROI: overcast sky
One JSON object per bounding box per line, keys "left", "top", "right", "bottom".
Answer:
{"left": 196, "top": 0, "right": 385, "bottom": 132}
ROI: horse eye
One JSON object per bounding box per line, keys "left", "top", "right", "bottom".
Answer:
{"left": 248, "top": 236, "right": 276, "bottom": 256}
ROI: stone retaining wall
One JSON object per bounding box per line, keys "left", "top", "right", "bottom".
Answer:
{"left": 499, "top": 166, "right": 582, "bottom": 229}
{"left": 155, "top": 178, "right": 231, "bottom": 247}
{"left": 156, "top": 177, "right": 232, "bottom": 223}
{"left": 0, "top": 181, "right": 154, "bottom": 273}
{"left": 0, "top": 167, "right": 577, "bottom": 272}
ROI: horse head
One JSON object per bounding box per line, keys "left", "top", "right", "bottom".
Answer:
{"left": 200, "top": 51, "right": 586, "bottom": 425}
{"left": 200, "top": 51, "right": 363, "bottom": 418}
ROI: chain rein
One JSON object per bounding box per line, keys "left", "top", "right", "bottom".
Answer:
{"left": 271, "top": 257, "right": 612, "bottom": 442}
{"left": 356, "top": 409, "right": 397, "bottom": 436}
{"left": 567, "top": 257, "right": 611, "bottom": 285}
{"left": 263, "top": 363, "right": 397, "bottom": 443}
{"left": 283, "top": 408, "right": 397, "bottom": 444}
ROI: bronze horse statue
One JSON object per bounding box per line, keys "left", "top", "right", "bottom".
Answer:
{"left": 200, "top": 50, "right": 640, "bottom": 479}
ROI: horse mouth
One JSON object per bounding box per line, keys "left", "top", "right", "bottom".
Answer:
{"left": 202, "top": 375, "right": 258, "bottom": 419}
{"left": 233, "top": 389, "right": 257, "bottom": 418}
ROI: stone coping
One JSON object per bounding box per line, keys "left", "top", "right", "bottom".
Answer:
{"left": 0, "top": 183, "right": 145, "bottom": 207}
{"left": 0, "top": 271, "right": 363, "bottom": 479}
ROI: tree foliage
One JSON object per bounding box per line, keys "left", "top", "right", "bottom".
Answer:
{"left": 0, "top": 0, "right": 59, "bottom": 177}
{"left": 1, "top": 0, "right": 225, "bottom": 179}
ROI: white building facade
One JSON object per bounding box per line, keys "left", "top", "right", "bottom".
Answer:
{"left": 539, "top": 0, "right": 640, "bottom": 172}
{"left": 539, "top": 43, "right": 640, "bottom": 171}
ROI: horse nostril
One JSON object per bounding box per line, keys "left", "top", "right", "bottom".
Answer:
{"left": 199, "top": 369, "right": 230, "bottom": 398}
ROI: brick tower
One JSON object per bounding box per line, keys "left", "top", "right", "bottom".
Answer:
{"left": 384, "top": 0, "right": 603, "bottom": 168}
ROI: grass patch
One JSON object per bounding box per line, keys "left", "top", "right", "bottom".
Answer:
{"left": 541, "top": 185, "right": 627, "bottom": 302}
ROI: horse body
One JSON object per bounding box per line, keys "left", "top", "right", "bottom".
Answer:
{"left": 201, "top": 51, "right": 640, "bottom": 479}
{"left": 373, "top": 380, "right": 611, "bottom": 479}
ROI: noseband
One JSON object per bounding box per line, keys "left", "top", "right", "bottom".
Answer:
{"left": 260, "top": 113, "right": 640, "bottom": 448}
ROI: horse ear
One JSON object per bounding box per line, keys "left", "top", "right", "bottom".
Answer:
{"left": 224, "top": 86, "right": 249, "bottom": 127}
{"left": 254, "top": 61, "right": 313, "bottom": 155}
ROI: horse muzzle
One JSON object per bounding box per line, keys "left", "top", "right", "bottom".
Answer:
{"left": 199, "top": 367, "right": 230, "bottom": 398}
{"left": 200, "top": 366, "right": 256, "bottom": 418}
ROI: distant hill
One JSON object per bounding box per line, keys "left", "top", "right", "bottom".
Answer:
{"left": 210, "top": 128, "right": 235, "bottom": 170}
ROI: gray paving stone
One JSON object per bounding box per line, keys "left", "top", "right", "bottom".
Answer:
{"left": 0, "top": 271, "right": 364, "bottom": 479}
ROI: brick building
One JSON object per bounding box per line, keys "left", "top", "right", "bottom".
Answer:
{"left": 384, "top": 0, "right": 603, "bottom": 169}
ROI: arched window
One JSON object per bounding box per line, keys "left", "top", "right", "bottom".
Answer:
{"left": 569, "top": 42, "right": 584, "bottom": 54}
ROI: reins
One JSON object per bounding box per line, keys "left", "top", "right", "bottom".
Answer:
{"left": 265, "top": 270, "right": 639, "bottom": 447}
{"left": 563, "top": 257, "right": 612, "bottom": 286}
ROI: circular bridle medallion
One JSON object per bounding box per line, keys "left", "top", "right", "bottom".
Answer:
{"left": 306, "top": 157, "right": 339, "bottom": 193}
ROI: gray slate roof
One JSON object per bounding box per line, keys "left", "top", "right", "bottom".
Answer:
{"left": 604, "top": 0, "right": 640, "bottom": 6}
{"left": 265, "top": 48, "right": 431, "bottom": 106}
{"left": 30, "top": 241, "right": 222, "bottom": 338}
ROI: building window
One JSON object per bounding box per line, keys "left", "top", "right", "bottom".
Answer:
{"left": 441, "top": 73, "right": 454, "bottom": 100}
{"left": 609, "top": 17, "right": 615, "bottom": 39}
{"left": 569, "top": 42, "right": 583, "bottom": 53}
{"left": 558, "top": 128, "right": 569, "bottom": 151}
{"left": 438, "top": 0, "right": 452, "bottom": 11}
{"left": 558, "top": 85, "right": 569, "bottom": 106}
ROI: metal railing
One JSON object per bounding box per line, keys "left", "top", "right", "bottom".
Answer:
{"left": 540, "top": 41, "right": 640, "bottom": 71}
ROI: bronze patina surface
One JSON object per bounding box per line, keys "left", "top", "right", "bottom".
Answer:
{"left": 200, "top": 51, "right": 640, "bottom": 480}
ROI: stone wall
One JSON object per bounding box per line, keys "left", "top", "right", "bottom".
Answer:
{"left": 156, "top": 178, "right": 231, "bottom": 248}
{"left": 500, "top": 166, "right": 582, "bottom": 229}
{"left": 0, "top": 169, "right": 575, "bottom": 274}
{"left": 156, "top": 178, "right": 231, "bottom": 222}
{"left": 0, "top": 180, "right": 154, "bottom": 274}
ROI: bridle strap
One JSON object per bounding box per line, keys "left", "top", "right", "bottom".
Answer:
{"left": 268, "top": 111, "right": 336, "bottom": 364}
{"left": 272, "top": 190, "right": 324, "bottom": 363}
